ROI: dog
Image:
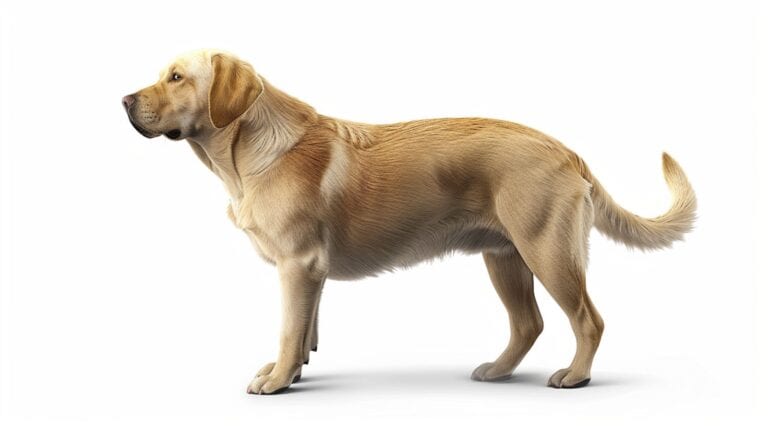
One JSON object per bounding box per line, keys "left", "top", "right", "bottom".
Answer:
{"left": 122, "top": 50, "right": 696, "bottom": 394}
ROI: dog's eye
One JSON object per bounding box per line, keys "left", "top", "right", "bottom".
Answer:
{"left": 171, "top": 73, "right": 182, "bottom": 82}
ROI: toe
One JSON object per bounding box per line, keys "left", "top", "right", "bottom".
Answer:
{"left": 548, "top": 368, "right": 591, "bottom": 388}
{"left": 471, "top": 362, "right": 512, "bottom": 382}
{"left": 560, "top": 373, "right": 591, "bottom": 388}
{"left": 257, "top": 362, "right": 276, "bottom": 377}
{"left": 260, "top": 379, "right": 290, "bottom": 394}
{"left": 247, "top": 374, "right": 292, "bottom": 395}
{"left": 246, "top": 375, "right": 269, "bottom": 394}
{"left": 547, "top": 368, "right": 571, "bottom": 388}
{"left": 471, "top": 363, "right": 494, "bottom": 381}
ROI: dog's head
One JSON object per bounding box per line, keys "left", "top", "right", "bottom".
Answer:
{"left": 122, "top": 50, "right": 263, "bottom": 140}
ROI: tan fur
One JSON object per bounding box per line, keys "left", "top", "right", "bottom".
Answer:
{"left": 208, "top": 54, "right": 264, "bottom": 128}
{"left": 123, "top": 50, "right": 697, "bottom": 394}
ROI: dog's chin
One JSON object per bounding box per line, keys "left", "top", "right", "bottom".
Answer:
{"left": 128, "top": 118, "right": 161, "bottom": 139}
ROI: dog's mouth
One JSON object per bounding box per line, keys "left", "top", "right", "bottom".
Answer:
{"left": 164, "top": 129, "right": 182, "bottom": 140}
{"left": 127, "top": 116, "right": 182, "bottom": 141}
{"left": 127, "top": 117, "right": 161, "bottom": 139}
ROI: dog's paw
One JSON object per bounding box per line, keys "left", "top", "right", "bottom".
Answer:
{"left": 247, "top": 371, "right": 299, "bottom": 395}
{"left": 547, "top": 368, "right": 591, "bottom": 388}
{"left": 256, "top": 362, "right": 276, "bottom": 377}
{"left": 471, "top": 362, "right": 512, "bottom": 382}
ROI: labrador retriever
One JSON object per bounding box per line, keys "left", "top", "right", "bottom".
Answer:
{"left": 122, "top": 50, "right": 696, "bottom": 394}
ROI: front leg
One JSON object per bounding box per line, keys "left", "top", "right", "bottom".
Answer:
{"left": 247, "top": 254, "right": 326, "bottom": 394}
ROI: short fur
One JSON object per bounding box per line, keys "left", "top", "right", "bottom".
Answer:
{"left": 123, "top": 50, "right": 697, "bottom": 394}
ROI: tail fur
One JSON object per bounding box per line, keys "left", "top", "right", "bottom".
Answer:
{"left": 578, "top": 153, "right": 697, "bottom": 250}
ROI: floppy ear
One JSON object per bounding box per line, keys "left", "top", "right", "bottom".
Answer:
{"left": 208, "top": 54, "right": 263, "bottom": 128}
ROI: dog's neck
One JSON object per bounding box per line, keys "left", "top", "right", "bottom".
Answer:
{"left": 188, "top": 82, "right": 318, "bottom": 200}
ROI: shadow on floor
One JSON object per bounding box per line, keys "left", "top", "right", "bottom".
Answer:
{"left": 277, "top": 367, "right": 637, "bottom": 394}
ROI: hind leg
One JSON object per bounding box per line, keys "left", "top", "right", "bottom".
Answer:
{"left": 528, "top": 232, "right": 603, "bottom": 387}
{"left": 496, "top": 178, "right": 604, "bottom": 388}
{"left": 472, "top": 250, "right": 543, "bottom": 381}
{"left": 536, "top": 263, "right": 603, "bottom": 388}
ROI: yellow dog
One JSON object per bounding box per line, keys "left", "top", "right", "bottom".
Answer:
{"left": 123, "top": 50, "right": 696, "bottom": 394}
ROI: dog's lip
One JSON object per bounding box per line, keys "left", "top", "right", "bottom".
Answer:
{"left": 164, "top": 129, "right": 182, "bottom": 140}
{"left": 127, "top": 116, "right": 161, "bottom": 138}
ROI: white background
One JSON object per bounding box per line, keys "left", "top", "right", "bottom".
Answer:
{"left": 1, "top": 0, "right": 766, "bottom": 430}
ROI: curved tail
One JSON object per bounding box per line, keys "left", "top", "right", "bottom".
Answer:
{"left": 578, "top": 153, "right": 697, "bottom": 250}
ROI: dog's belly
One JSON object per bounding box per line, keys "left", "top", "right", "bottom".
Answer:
{"left": 326, "top": 223, "right": 515, "bottom": 280}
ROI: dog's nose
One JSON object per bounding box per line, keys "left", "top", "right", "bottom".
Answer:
{"left": 122, "top": 94, "right": 136, "bottom": 110}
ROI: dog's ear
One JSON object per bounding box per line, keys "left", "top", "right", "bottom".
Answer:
{"left": 208, "top": 54, "right": 263, "bottom": 128}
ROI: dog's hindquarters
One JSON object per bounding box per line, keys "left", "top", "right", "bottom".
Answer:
{"left": 484, "top": 148, "right": 695, "bottom": 387}
{"left": 488, "top": 157, "right": 603, "bottom": 387}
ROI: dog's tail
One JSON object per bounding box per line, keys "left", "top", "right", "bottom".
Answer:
{"left": 575, "top": 153, "right": 697, "bottom": 250}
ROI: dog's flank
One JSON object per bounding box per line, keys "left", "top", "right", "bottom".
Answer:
{"left": 123, "top": 50, "right": 697, "bottom": 394}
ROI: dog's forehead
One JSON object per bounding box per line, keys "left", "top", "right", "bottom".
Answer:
{"left": 160, "top": 50, "right": 214, "bottom": 79}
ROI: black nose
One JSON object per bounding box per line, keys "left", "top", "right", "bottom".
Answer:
{"left": 122, "top": 94, "right": 136, "bottom": 110}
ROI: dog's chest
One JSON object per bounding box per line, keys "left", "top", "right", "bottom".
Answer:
{"left": 228, "top": 198, "right": 275, "bottom": 259}
{"left": 242, "top": 227, "right": 279, "bottom": 264}
{"left": 229, "top": 193, "right": 316, "bottom": 264}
